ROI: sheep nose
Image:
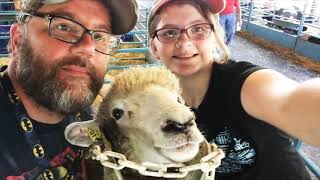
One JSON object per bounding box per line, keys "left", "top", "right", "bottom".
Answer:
{"left": 161, "top": 120, "right": 194, "bottom": 133}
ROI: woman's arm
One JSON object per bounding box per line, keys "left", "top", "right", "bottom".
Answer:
{"left": 241, "top": 69, "right": 320, "bottom": 147}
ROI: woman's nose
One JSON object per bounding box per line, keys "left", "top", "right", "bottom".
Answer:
{"left": 175, "top": 33, "right": 193, "bottom": 49}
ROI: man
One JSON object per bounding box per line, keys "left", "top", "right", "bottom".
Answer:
{"left": 0, "top": 0, "right": 137, "bottom": 179}
{"left": 219, "top": 0, "right": 241, "bottom": 45}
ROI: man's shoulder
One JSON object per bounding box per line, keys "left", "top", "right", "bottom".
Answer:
{"left": 0, "top": 68, "right": 13, "bottom": 120}
{"left": 0, "top": 66, "right": 5, "bottom": 94}
{"left": 0, "top": 79, "right": 3, "bottom": 95}
{"left": 0, "top": 74, "right": 6, "bottom": 107}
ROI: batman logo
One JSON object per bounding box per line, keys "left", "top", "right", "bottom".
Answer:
{"left": 21, "top": 117, "right": 33, "bottom": 132}
{"left": 8, "top": 91, "right": 19, "bottom": 104}
{"left": 43, "top": 169, "right": 54, "bottom": 180}
{"left": 33, "top": 144, "right": 45, "bottom": 158}
{"left": 65, "top": 174, "right": 74, "bottom": 180}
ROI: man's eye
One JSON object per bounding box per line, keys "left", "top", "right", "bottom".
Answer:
{"left": 57, "top": 24, "right": 71, "bottom": 31}
{"left": 93, "top": 34, "right": 103, "bottom": 41}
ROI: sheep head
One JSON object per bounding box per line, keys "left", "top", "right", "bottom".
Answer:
{"left": 65, "top": 67, "right": 204, "bottom": 164}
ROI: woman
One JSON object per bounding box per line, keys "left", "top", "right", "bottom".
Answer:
{"left": 148, "top": 0, "right": 320, "bottom": 179}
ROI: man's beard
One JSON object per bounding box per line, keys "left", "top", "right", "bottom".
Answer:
{"left": 15, "top": 38, "right": 104, "bottom": 115}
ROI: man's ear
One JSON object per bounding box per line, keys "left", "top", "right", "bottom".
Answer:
{"left": 10, "top": 23, "right": 22, "bottom": 53}
{"left": 150, "top": 39, "right": 160, "bottom": 60}
{"left": 65, "top": 120, "right": 102, "bottom": 147}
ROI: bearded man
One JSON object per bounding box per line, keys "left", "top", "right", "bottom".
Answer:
{"left": 0, "top": 0, "right": 137, "bottom": 178}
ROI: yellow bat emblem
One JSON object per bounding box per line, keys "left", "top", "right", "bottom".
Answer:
{"left": 65, "top": 174, "right": 74, "bottom": 180}
{"left": 21, "top": 117, "right": 33, "bottom": 132}
{"left": 33, "top": 144, "right": 45, "bottom": 158}
{"left": 43, "top": 169, "right": 54, "bottom": 180}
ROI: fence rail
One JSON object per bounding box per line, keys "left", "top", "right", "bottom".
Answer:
{"left": 241, "top": 1, "right": 320, "bottom": 61}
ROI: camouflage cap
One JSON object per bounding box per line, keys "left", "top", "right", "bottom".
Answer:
{"left": 19, "top": 0, "right": 138, "bottom": 35}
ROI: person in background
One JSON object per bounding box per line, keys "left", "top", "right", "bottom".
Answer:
{"left": 219, "top": 0, "right": 241, "bottom": 45}
{"left": 12, "top": 0, "right": 21, "bottom": 10}
{"left": 0, "top": 0, "right": 137, "bottom": 178}
{"left": 148, "top": 0, "right": 320, "bottom": 179}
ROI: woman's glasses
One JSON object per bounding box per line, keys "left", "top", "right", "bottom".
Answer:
{"left": 153, "top": 23, "right": 214, "bottom": 44}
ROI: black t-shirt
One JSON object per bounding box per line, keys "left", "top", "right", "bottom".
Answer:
{"left": 193, "top": 61, "right": 311, "bottom": 180}
{"left": 0, "top": 68, "right": 93, "bottom": 179}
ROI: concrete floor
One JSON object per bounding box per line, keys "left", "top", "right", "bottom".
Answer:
{"left": 230, "top": 35, "right": 320, "bottom": 82}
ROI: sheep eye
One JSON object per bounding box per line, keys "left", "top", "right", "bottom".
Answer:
{"left": 112, "top": 108, "right": 124, "bottom": 120}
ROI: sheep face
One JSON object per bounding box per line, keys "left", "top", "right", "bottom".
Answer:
{"left": 65, "top": 67, "right": 206, "bottom": 166}
{"left": 107, "top": 84, "right": 204, "bottom": 163}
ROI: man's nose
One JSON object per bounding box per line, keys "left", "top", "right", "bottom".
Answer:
{"left": 71, "top": 33, "right": 96, "bottom": 56}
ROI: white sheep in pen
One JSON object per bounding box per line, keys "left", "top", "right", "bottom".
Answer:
{"left": 65, "top": 67, "right": 224, "bottom": 180}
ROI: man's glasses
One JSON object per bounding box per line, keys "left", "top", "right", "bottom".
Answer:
{"left": 18, "top": 12, "right": 120, "bottom": 55}
{"left": 153, "top": 23, "right": 214, "bottom": 44}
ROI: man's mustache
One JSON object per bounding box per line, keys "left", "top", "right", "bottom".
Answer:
{"left": 56, "top": 57, "right": 96, "bottom": 77}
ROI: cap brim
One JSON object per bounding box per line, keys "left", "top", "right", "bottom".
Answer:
{"left": 36, "top": 0, "right": 138, "bottom": 35}
{"left": 151, "top": 0, "right": 225, "bottom": 15}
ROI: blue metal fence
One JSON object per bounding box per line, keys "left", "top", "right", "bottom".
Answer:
{"left": 241, "top": 1, "right": 320, "bottom": 62}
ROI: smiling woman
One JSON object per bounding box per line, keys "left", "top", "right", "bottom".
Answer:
{"left": 147, "top": 0, "right": 320, "bottom": 180}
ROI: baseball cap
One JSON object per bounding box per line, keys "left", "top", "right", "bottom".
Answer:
{"left": 18, "top": 0, "right": 138, "bottom": 35}
{"left": 148, "top": 0, "right": 226, "bottom": 31}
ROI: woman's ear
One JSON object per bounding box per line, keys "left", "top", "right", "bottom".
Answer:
{"left": 150, "top": 39, "right": 160, "bottom": 60}
{"left": 10, "top": 23, "right": 22, "bottom": 54}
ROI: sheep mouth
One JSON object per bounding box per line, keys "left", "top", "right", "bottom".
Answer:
{"left": 175, "top": 143, "right": 198, "bottom": 151}
{"left": 157, "top": 142, "right": 200, "bottom": 150}
{"left": 158, "top": 142, "right": 200, "bottom": 162}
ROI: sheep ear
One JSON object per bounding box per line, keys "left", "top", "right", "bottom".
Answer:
{"left": 65, "top": 120, "right": 102, "bottom": 147}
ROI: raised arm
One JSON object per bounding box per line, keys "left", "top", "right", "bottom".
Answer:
{"left": 241, "top": 69, "right": 320, "bottom": 147}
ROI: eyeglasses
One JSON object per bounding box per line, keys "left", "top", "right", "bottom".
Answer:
{"left": 18, "top": 12, "right": 120, "bottom": 55}
{"left": 153, "top": 23, "right": 214, "bottom": 44}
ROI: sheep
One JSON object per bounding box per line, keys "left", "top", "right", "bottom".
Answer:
{"left": 65, "top": 67, "right": 224, "bottom": 180}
